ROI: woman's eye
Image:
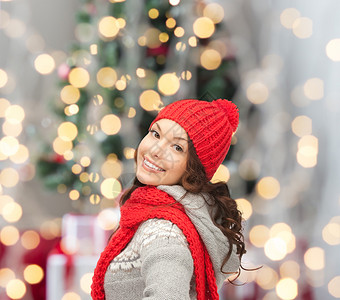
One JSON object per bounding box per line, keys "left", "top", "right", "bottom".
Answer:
{"left": 174, "top": 145, "right": 183, "bottom": 152}
{"left": 150, "top": 130, "right": 160, "bottom": 138}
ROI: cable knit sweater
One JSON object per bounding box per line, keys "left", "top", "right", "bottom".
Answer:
{"left": 98, "top": 185, "right": 240, "bottom": 300}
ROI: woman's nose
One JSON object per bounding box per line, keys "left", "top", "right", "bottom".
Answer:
{"left": 150, "top": 140, "right": 166, "bottom": 158}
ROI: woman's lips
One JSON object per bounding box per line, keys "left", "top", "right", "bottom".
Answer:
{"left": 142, "top": 157, "right": 165, "bottom": 172}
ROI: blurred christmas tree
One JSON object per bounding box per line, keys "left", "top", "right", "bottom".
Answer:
{"left": 36, "top": 0, "right": 239, "bottom": 210}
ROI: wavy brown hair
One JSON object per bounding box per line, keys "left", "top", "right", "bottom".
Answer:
{"left": 120, "top": 139, "right": 247, "bottom": 281}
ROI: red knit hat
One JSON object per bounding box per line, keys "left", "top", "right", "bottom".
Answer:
{"left": 150, "top": 99, "right": 239, "bottom": 180}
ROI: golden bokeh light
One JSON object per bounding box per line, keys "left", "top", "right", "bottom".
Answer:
{"left": 90, "top": 44, "right": 98, "bottom": 55}
{"left": 96, "top": 67, "right": 117, "bottom": 88}
{"left": 181, "top": 70, "right": 192, "bottom": 80}
{"left": 0, "top": 268, "right": 15, "bottom": 288}
{"left": 79, "top": 172, "right": 89, "bottom": 183}
{"left": 60, "top": 85, "right": 80, "bottom": 104}
{"left": 124, "top": 147, "right": 135, "bottom": 159}
{"left": 89, "top": 194, "right": 101, "bottom": 204}
{"left": 62, "top": 292, "right": 81, "bottom": 300}
{"left": 249, "top": 225, "right": 270, "bottom": 248}
{"left": 80, "top": 272, "right": 93, "bottom": 294}
{"left": 158, "top": 73, "right": 180, "bottom": 96}
{"left": 89, "top": 172, "right": 100, "bottom": 183}
{"left": 297, "top": 135, "right": 318, "bottom": 168}
{"left": 34, "top": 54, "right": 56, "bottom": 75}
{"left": 270, "top": 222, "right": 292, "bottom": 236}
{"left": 148, "top": 8, "right": 159, "bottom": 19}
{"left": 101, "top": 159, "right": 122, "bottom": 179}
{"left": 6, "top": 279, "right": 26, "bottom": 299}
{"left": 0, "top": 136, "right": 19, "bottom": 156}
{"left": 3, "top": 121, "right": 23, "bottom": 137}
{"left": 326, "top": 39, "right": 340, "bottom": 62}
{"left": 0, "top": 195, "right": 14, "bottom": 213}
{"left": 40, "top": 220, "right": 61, "bottom": 240}
{"left": 276, "top": 278, "right": 298, "bottom": 300}
{"left": 0, "top": 225, "right": 20, "bottom": 246}
{"left": 53, "top": 137, "right": 73, "bottom": 155}
{"left": 291, "top": 115, "right": 312, "bottom": 137}
{"left": 2, "top": 202, "right": 22, "bottom": 223}
{"left": 145, "top": 28, "right": 162, "bottom": 48}
{"left": 100, "top": 114, "right": 121, "bottom": 135}
{"left": 97, "top": 209, "right": 119, "bottom": 230}
{"left": 280, "top": 8, "right": 301, "bottom": 29}
{"left": 188, "top": 36, "right": 197, "bottom": 47}
{"left": 159, "top": 32, "right": 169, "bottom": 43}
{"left": 264, "top": 237, "right": 287, "bottom": 261}
{"left": 256, "top": 176, "right": 280, "bottom": 199}
{"left": 211, "top": 165, "right": 230, "bottom": 183}
{"left": 322, "top": 218, "right": 340, "bottom": 245}
{"left": 0, "top": 69, "right": 8, "bottom": 88}
{"left": 292, "top": 17, "right": 313, "bottom": 39}
{"left": 68, "top": 67, "right": 90, "bottom": 88}
{"left": 169, "top": 0, "right": 180, "bottom": 6}
{"left": 235, "top": 198, "right": 253, "bottom": 220}
{"left": 303, "top": 78, "right": 324, "bottom": 100}
{"left": 166, "top": 17, "right": 176, "bottom": 29}
{"left": 21, "top": 230, "right": 40, "bottom": 250}
{"left": 280, "top": 260, "right": 300, "bottom": 281}
{"left": 80, "top": 156, "right": 91, "bottom": 167}
{"left": 174, "top": 27, "right": 185, "bottom": 37}
{"left": 58, "top": 122, "right": 78, "bottom": 141}
{"left": 65, "top": 104, "right": 79, "bottom": 116}
{"left": 246, "top": 82, "right": 269, "bottom": 104}
{"left": 0, "top": 98, "right": 11, "bottom": 117}
{"left": 115, "top": 79, "right": 127, "bottom": 91}
{"left": 256, "top": 266, "right": 279, "bottom": 290}
{"left": 23, "top": 264, "right": 44, "bottom": 284}
{"left": 69, "top": 190, "right": 80, "bottom": 201}
{"left": 193, "top": 17, "right": 215, "bottom": 39}
{"left": 116, "top": 18, "right": 126, "bottom": 29}
{"left": 100, "top": 178, "right": 122, "bottom": 199}
{"left": 5, "top": 105, "right": 25, "bottom": 124}
{"left": 98, "top": 16, "right": 120, "bottom": 39}
{"left": 200, "top": 49, "right": 221, "bottom": 70}
{"left": 203, "top": 3, "right": 224, "bottom": 24}
{"left": 0, "top": 168, "right": 19, "bottom": 188}
{"left": 128, "top": 107, "right": 136, "bottom": 118}
{"left": 139, "top": 90, "right": 163, "bottom": 111}
{"left": 328, "top": 276, "right": 340, "bottom": 298}
{"left": 304, "top": 247, "right": 325, "bottom": 270}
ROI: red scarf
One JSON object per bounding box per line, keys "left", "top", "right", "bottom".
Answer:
{"left": 91, "top": 185, "right": 219, "bottom": 300}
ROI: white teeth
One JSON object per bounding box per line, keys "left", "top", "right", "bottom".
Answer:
{"left": 144, "top": 159, "right": 164, "bottom": 171}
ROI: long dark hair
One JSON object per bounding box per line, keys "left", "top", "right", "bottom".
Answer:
{"left": 120, "top": 139, "right": 247, "bottom": 280}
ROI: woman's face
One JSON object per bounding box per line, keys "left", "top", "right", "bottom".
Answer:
{"left": 136, "top": 119, "right": 188, "bottom": 186}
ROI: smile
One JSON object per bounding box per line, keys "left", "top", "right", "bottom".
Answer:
{"left": 143, "top": 157, "right": 165, "bottom": 172}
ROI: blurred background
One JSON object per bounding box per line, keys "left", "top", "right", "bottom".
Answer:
{"left": 1, "top": 0, "right": 340, "bottom": 299}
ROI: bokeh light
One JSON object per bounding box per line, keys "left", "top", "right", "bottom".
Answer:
{"left": 0, "top": 69, "right": 8, "bottom": 88}
{"left": 0, "top": 168, "right": 19, "bottom": 187}
{"left": 5, "top": 105, "right": 25, "bottom": 124}
{"left": 235, "top": 198, "right": 253, "bottom": 220}
{"left": 68, "top": 67, "right": 90, "bottom": 88}
{"left": 303, "top": 78, "right": 324, "bottom": 100}
{"left": 203, "top": 3, "right": 224, "bottom": 24}
{"left": 280, "top": 260, "right": 300, "bottom": 281}
{"left": 139, "top": 90, "right": 163, "bottom": 111}
{"left": 193, "top": 17, "right": 215, "bottom": 39}
{"left": 304, "top": 247, "right": 325, "bottom": 270}
{"left": 34, "top": 54, "right": 56, "bottom": 75}
{"left": 60, "top": 85, "right": 80, "bottom": 104}
{"left": 158, "top": 73, "right": 180, "bottom": 96}
{"left": 80, "top": 272, "right": 93, "bottom": 294}
{"left": 264, "top": 237, "right": 287, "bottom": 261}
{"left": 0, "top": 268, "right": 15, "bottom": 288}
{"left": 0, "top": 225, "right": 20, "bottom": 246}
{"left": 328, "top": 276, "right": 340, "bottom": 298}
{"left": 280, "top": 8, "right": 301, "bottom": 29}
{"left": 326, "top": 39, "right": 340, "bottom": 61}
{"left": 98, "top": 16, "right": 120, "bottom": 39}
{"left": 2, "top": 202, "right": 23, "bottom": 223}
{"left": 256, "top": 176, "right": 280, "bottom": 199}
{"left": 256, "top": 266, "right": 279, "bottom": 290}
{"left": 6, "top": 279, "right": 26, "bottom": 299}
{"left": 200, "top": 49, "right": 221, "bottom": 70}
{"left": 62, "top": 292, "right": 81, "bottom": 300}
{"left": 100, "top": 178, "right": 122, "bottom": 199}
{"left": 292, "top": 17, "right": 313, "bottom": 39}
{"left": 249, "top": 225, "right": 270, "bottom": 248}
{"left": 21, "top": 230, "right": 40, "bottom": 250}
{"left": 96, "top": 67, "right": 117, "bottom": 88}
{"left": 297, "top": 135, "right": 318, "bottom": 168}
{"left": 246, "top": 82, "right": 269, "bottom": 104}
{"left": 58, "top": 122, "right": 78, "bottom": 141}
{"left": 100, "top": 114, "right": 121, "bottom": 135}
{"left": 211, "top": 165, "right": 230, "bottom": 183}
{"left": 23, "top": 264, "right": 44, "bottom": 284}
{"left": 291, "top": 115, "right": 312, "bottom": 137}
{"left": 276, "top": 277, "right": 298, "bottom": 300}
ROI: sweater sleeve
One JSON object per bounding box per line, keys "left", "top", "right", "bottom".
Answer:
{"left": 138, "top": 219, "right": 194, "bottom": 300}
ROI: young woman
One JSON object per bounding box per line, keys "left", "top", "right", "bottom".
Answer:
{"left": 91, "top": 99, "right": 246, "bottom": 300}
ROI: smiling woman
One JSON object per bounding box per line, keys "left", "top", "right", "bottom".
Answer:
{"left": 91, "top": 99, "right": 247, "bottom": 300}
{"left": 136, "top": 119, "right": 188, "bottom": 186}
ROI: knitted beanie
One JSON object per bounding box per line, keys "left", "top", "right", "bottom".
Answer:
{"left": 150, "top": 99, "right": 239, "bottom": 180}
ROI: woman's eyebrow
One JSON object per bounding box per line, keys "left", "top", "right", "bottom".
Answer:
{"left": 155, "top": 122, "right": 188, "bottom": 142}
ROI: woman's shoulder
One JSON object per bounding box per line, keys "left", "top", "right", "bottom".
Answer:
{"left": 136, "top": 218, "right": 189, "bottom": 251}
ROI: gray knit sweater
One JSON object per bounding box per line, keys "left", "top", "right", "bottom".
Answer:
{"left": 104, "top": 185, "right": 240, "bottom": 299}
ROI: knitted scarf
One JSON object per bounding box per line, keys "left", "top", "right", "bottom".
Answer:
{"left": 91, "top": 185, "right": 219, "bottom": 300}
